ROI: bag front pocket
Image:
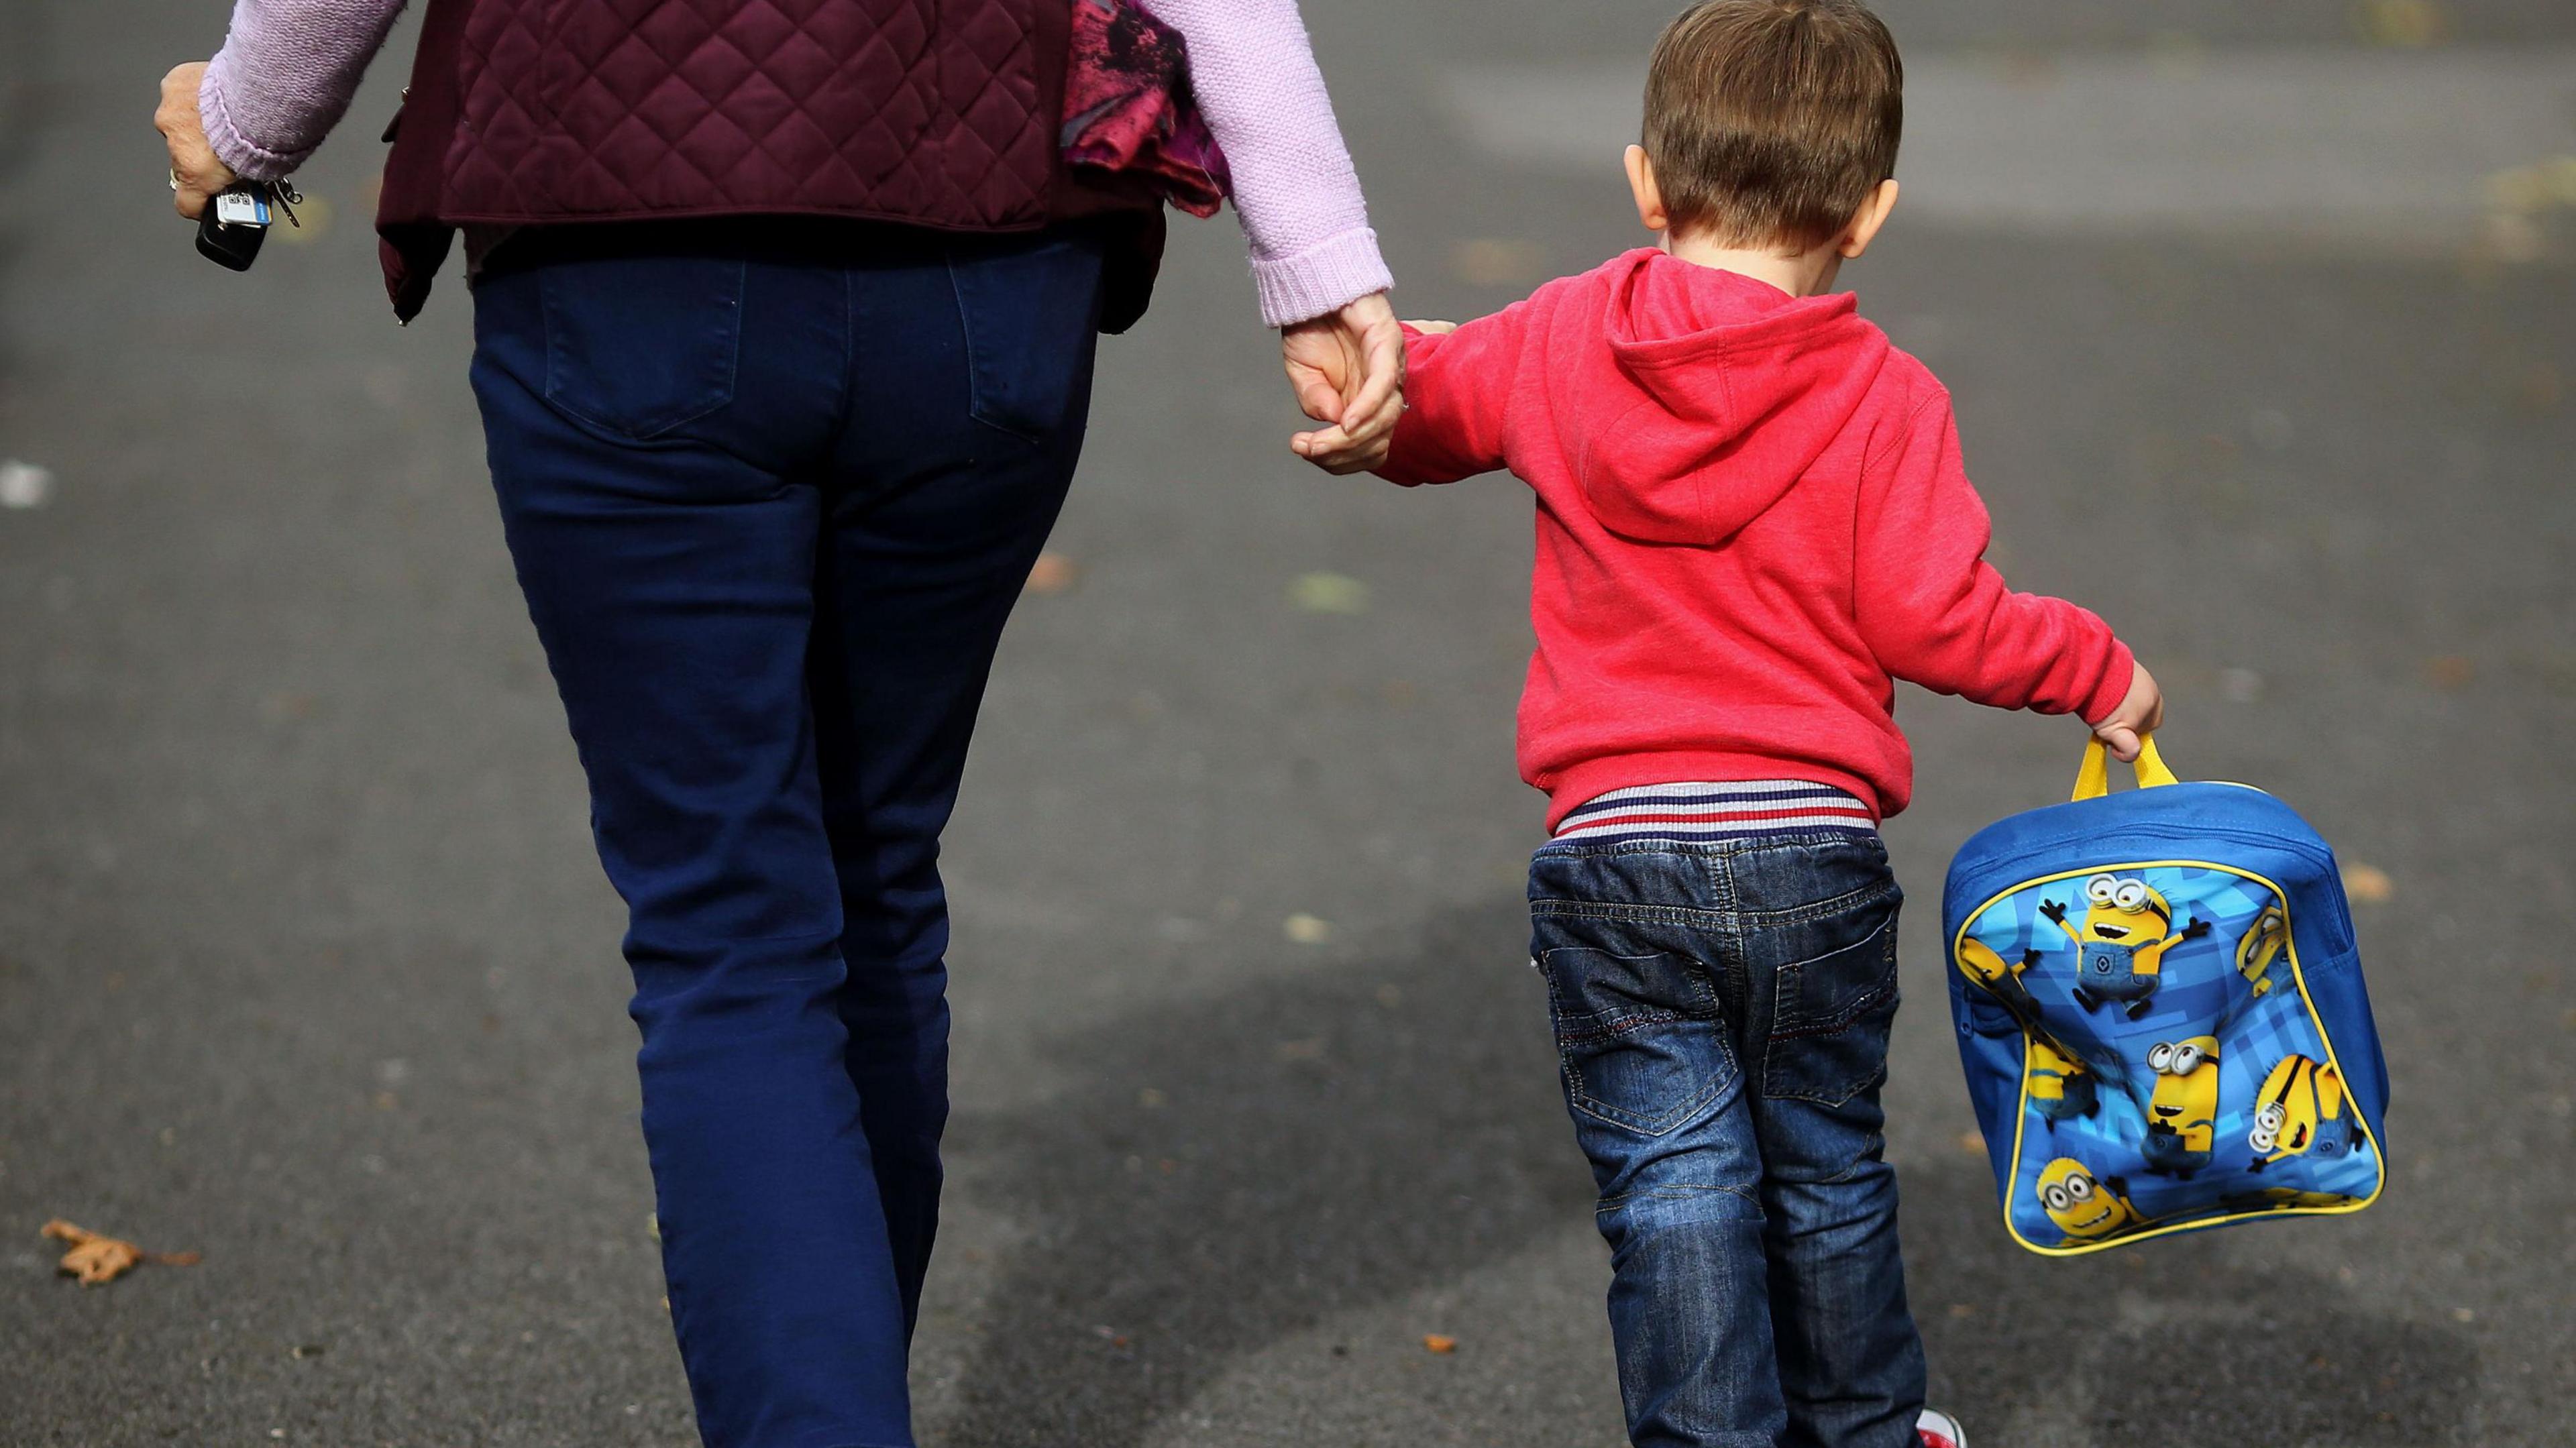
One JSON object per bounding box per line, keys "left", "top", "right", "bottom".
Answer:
{"left": 1955, "top": 860, "right": 2385, "bottom": 1254}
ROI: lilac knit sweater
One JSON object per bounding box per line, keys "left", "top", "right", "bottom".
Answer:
{"left": 200, "top": 0, "right": 1391, "bottom": 325}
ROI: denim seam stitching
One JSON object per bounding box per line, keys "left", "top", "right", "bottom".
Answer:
{"left": 1554, "top": 1007, "right": 1700, "bottom": 1044}
{"left": 1539, "top": 949, "right": 1724, "bottom": 1042}
{"left": 1595, "top": 1182, "right": 1756, "bottom": 1211}
{"left": 1560, "top": 1017, "right": 1739, "bottom": 1136}
{"left": 1707, "top": 847, "right": 1740, "bottom": 923}
{"left": 1767, "top": 913, "right": 1900, "bottom": 1033}
{"left": 1768, "top": 983, "right": 1897, "bottom": 1043}
{"left": 1530, "top": 899, "right": 1731, "bottom": 928}
{"left": 1769, "top": 1156, "right": 1878, "bottom": 1188}
{"left": 825, "top": 266, "right": 859, "bottom": 443}
{"left": 1567, "top": 1071, "right": 1728, "bottom": 1136}
{"left": 1764, "top": 1062, "right": 1892, "bottom": 1108}
{"left": 1741, "top": 878, "right": 1901, "bottom": 929}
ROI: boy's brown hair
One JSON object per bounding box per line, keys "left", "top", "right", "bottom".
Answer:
{"left": 1642, "top": 0, "right": 1903, "bottom": 250}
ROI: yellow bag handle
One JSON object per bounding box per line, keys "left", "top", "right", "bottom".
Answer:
{"left": 2073, "top": 733, "right": 2178, "bottom": 802}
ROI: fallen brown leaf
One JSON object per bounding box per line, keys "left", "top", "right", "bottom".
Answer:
{"left": 2345, "top": 864, "right": 2395, "bottom": 904}
{"left": 1423, "top": 1333, "right": 1458, "bottom": 1354}
{"left": 1024, "top": 552, "right": 1080, "bottom": 596}
{"left": 41, "top": 1219, "right": 199, "bottom": 1286}
{"left": 2423, "top": 655, "right": 2476, "bottom": 689}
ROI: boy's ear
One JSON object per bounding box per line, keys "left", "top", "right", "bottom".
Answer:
{"left": 1837, "top": 178, "right": 1900, "bottom": 260}
{"left": 1625, "top": 145, "right": 1669, "bottom": 234}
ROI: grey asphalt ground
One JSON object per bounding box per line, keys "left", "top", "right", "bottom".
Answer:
{"left": 3, "top": 1, "right": 2573, "bottom": 1445}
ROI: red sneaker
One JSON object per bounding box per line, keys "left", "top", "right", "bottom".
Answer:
{"left": 1917, "top": 1408, "right": 1968, "bottom": 1448}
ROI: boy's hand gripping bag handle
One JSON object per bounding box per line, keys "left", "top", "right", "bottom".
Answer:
{"left": 2072, "top": 734, "right": 2179, "bottom": 801}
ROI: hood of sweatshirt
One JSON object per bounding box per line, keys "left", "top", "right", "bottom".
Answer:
{"left": 1578, "top": 248, "right": 1892, "bottom": 545}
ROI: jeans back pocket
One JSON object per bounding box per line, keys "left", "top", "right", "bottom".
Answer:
{"left": 948, "top": 230, "right": 1106, "bottom": 444}
{"left": 1762, "top": 897, "right": 1901, "bottom": 1106}
{"left": 1536, "top": 940, "right": 1735, "bottom": 1137}
{"left": 539, "top": 254, "right": 747, "bottom": 441}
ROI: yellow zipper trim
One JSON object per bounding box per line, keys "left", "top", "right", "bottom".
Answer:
{"left": 1951, "top": 858, "right": 2387, "bottom": 1258}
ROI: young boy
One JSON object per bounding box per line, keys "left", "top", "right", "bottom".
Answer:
{"left": 1351, "top": 3, "right": 2161, "bottom": 1445}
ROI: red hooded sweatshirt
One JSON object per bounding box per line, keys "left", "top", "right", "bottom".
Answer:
{"left": 1380, "top": 248, "right": 2133, "bottom": 828}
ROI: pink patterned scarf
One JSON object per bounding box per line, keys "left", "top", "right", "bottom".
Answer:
{"left": 1061, "top": 0, "right": 1232, "bottom": 218}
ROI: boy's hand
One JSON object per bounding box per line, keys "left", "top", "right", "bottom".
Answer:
{"left": 2090, "top": 661, "right": 2163, "bottom": 763}
{"left": 1281, "top": 317, "right": 1453, "bottom": 476}
{"left": 1284, "top": 292, "right": 1405, "bottom": 475}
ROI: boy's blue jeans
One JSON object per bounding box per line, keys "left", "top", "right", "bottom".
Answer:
{"left": 1529, "top": 834, "right": 1929, "bottom": 1448}
{"left": 467, "top": 221, "right": 1105, "bottom": 1448}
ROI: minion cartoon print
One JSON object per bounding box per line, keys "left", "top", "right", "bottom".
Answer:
{"left": 2235, "top": 905, "right": 2287, "bottom": 998}
{"left": 2024, "top": 1034, "right": 2100, "bottom": 1130}
{"left": 1958, "top": 936, "right": 2046, "bottom": 1025}
{"left": 2039, "top": 873, "right": 2214, "bottom": 1019}
{"left": 2036, "top": 1158, "right": 2145, "bottom": 1243}
{"left": 2140, "top": 1036, "right": 2221, "bottom": 1178}
{"left": 2248, "top": 1053, "right": 2363, "bottom": 1171}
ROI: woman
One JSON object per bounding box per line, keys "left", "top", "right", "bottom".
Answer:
{"left": 156, "top": 3, "right": 1400, "bottom": 1444}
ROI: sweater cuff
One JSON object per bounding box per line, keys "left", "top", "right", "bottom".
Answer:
{"left": 2078, "top": 640, "right": 2139, "bottom": 726}
{"left": 199, "top": 62, "right": 310, "bottom": 182}
{"left": 1252, "top": 226, "right": 1393, "bottom": 328}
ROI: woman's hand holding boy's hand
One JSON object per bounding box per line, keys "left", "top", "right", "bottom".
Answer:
{"left": 1284, "top": 292, "right": 1405, "bottom": 474}
{"left": 157, "top": 62, "right": 237, "bottom": 220}
{"left": 2090, "top": 661, "right": 2165, "bottom": 763}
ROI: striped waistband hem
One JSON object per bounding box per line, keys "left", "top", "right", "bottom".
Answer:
{"left": 1550, "top": 780, "right": 1878, "bottom": 846}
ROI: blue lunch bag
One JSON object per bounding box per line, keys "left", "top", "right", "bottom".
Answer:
{"left": 1941, "top": 737, "right": 2388, "bottom": 1254}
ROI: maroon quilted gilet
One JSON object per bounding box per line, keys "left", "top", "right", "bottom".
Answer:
{"left": 377, "top": 0, "right": 1155, "bottom": 321}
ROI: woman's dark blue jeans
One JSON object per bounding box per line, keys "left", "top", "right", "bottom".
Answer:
{"left": 468, "top": 221, "right": 1106, "bottom": 1448}
{"left": 1529, "top": 834, "right": 1929, "bottom": 1448}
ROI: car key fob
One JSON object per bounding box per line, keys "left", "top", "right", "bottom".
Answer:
{"left": 196, "top": 182, "right": 277, "bottom": 272}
